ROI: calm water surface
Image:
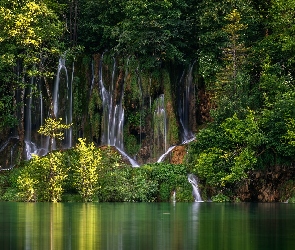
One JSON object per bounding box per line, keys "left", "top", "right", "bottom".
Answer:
{"left": 0, "top": 202, "right": 294, "bottom": 250}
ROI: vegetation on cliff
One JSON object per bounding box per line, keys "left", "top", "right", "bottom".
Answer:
{"left": 1, "top": 0, "right": 295, "bottom": 201}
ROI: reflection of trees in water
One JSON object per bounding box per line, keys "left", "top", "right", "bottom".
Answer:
{"left": 4, "top": 203, "right": 295, "bottom": 249}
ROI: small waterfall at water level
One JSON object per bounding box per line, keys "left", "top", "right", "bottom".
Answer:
{"left": 188, "top": 174, "right": 202, "bottom": 202}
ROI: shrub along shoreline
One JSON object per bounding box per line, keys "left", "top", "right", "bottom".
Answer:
{"left": 1, "top": 138, "right": 295, "bottom": 203}
{"left": 0, "top": 138, "right": 194, "bottom": 203}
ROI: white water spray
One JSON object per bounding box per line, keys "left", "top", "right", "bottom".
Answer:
{"left": 188, "top": 174, "right": 202, "bottom": 202}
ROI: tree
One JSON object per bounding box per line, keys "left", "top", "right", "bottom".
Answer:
{"left": 0, "top": 0, "right": 65, "bottom": 160}
{"left": 38, "top": 117, "right": 72, "bottom": 151}
{"left": 191, "top": 110, "right": 263, "bottom": 188}
{"left": 17, "top": 116, "right": 71, "bottom": 202}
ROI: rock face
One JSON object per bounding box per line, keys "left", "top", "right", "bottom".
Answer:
{"left": 170, "top": 145, "right": 187, "bottom": 164}
{"left": 236, "top": 166, "right": 295, "bottom": 202}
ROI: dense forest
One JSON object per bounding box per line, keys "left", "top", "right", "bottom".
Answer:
{"left": 1, "top": 0, "right": 295, "bottom": 202}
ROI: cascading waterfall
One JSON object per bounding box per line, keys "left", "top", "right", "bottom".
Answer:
{"left": 178, "top": 64, "right": 195, "bottom": 143}
{"left": 157, "top": 145, "right": 176, "bottom": 163}
{"left": 37, "top": 80, "right": 49, "bottom": 154}
{"left": 24, "top": 79, "right": 33, "bottom": 159}
{"left": 99, "top": 56, "right": 124, "bottom": 148}
{"left": 52, "top": 56, "right": 72, "bottom": 148}
{"left": 98, "top": 55, "right": 138, "bottom": 167}
{"left": 156, "top": 65, "right": 196, "bottom": 163}
{"left": 24, "top": 78, "right": 39, "bottom": 159}
{"left": 2, "top": 55, "right": 200, "bottom": 168}
{"left": 53, "top": 57, "right": 68, "bottom": 118}
{"left": 188, "top": 174, "right": 202, "bottom": 202}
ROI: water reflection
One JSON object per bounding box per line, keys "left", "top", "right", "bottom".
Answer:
{"left": 0, "top": 202, "right": 295, "bottom": 249}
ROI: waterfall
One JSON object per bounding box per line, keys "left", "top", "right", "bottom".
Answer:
{"left": 53, "top": 57, "right": 68, "bottom": 117}
{"left": 52, "top": 56, "right": 72, "bottom": 148}
{"left": 24, "top": 78, "right": 40, "bottom": 159}
{"left": 178, "top": 64, "right": 195, "bottom": 143}
{"left": 98, "top": 55, "right": 138, "bottom": 167}
{"left": 153, "top": 94, "right": 167, "bottom": 159}
{"left": 99, "top": 56, "right": 124, "bottom": 148}
{"left": 157, "top": 145, "right": 176, "bottom": 163}
{"left": 172, "top": 190, "right": 176, "bottom": 203}
{"left": 24, "top": 79, "right": 33, "bottom": 159}
{"left": 188, "top": 174, "right": 202, "bottom": 202}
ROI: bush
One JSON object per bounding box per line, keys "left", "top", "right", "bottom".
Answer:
{"left": 72, "top": 138, "right": 102, "bottom": 202}
{"left": 212, "top": 193, "right": 230, "bottom": 202}
{"left": 143, "top": 163, "right": 192, "bottom": 202}
{"left": 17, "top": 152, "right": 68, "bottom": 202}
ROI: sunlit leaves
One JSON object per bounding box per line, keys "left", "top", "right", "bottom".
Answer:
{"left": 0, "top": 1, "right": 63, "bottom": 48}
{"left": 17, "top": 152, "right": 68, "bottom": 202}
{"left": 38, "top": 117, "right": 71, "bottom": 141}
{"left": 73, "top": 138, "right": 102, "bottom": 202}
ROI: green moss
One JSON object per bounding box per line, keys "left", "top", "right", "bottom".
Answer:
{"left": 162, "top": 69, "right": 179, "bottom": 144}
{"left": 124, "top": 133, "right": 140, "bottom": 156}
{"left": 88, "top": 87, "right": 102, "bottom": 140}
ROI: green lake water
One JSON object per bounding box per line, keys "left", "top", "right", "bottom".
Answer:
{"left": 0, "top": 202, "right": 294, "bottom": 250}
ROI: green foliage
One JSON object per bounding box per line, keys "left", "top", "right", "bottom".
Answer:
{"left": 124, "top": 133, "right": 140, "bottom": 156}
{"left": 284, "top": 119, "right": 295, "bottom": 147}
{"left": 17, "top": 152, "right": 68, "bottom": 202}
{"left": 144, "top": 163, "right": 193, "bottom": 202}
{"left": 211, "top": 193, "right": 230, "bottom": 202}
{"left": 127, "top": 110, "right": 144, "bottom": 128}
{"left": 79, "top": 0, "right": 196, "bottom": 66}
{"left": 100, "top": 167, "right": 158, "bottom": 202}
{"left": 0, "top": 0, "right": 64, "bottom": 81}
{"left": 221, "top": 112, "right": 264, "bottom": 147}
{"left": 38, "top": 117, "right": 72, "bottom": 151}
{"left": 0, "top": 94, "right": 17, "bottom": 131}
{"left": 190, "top": 110, "right": 262, "bottom": 189}
{"left": 38, "top": 117, "right": 72, "bottom": 141}
{"left": 97, "top": 161, "right": 192, "bottom": 202}
{"left": 17, "top": 168, "right": 38, "bottom": 202}
{"left": 72, "top": 138, "right": 101, "bottom": 202}
{"left": 1, "top": 187, "right": 19, "bottom": 202}
{"left": 97, "top": 155, "right": 158, "bottom": 202}
{"left": 88, "top": 87, "right": 102, "bottom": 140}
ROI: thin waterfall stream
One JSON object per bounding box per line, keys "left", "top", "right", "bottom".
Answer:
{"left": 188, "top": 174, "right": 203, "bottom": 202}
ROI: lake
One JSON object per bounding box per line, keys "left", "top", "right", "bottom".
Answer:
{"left": 0, "top": 202, "right": 294, "bottom": 249}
